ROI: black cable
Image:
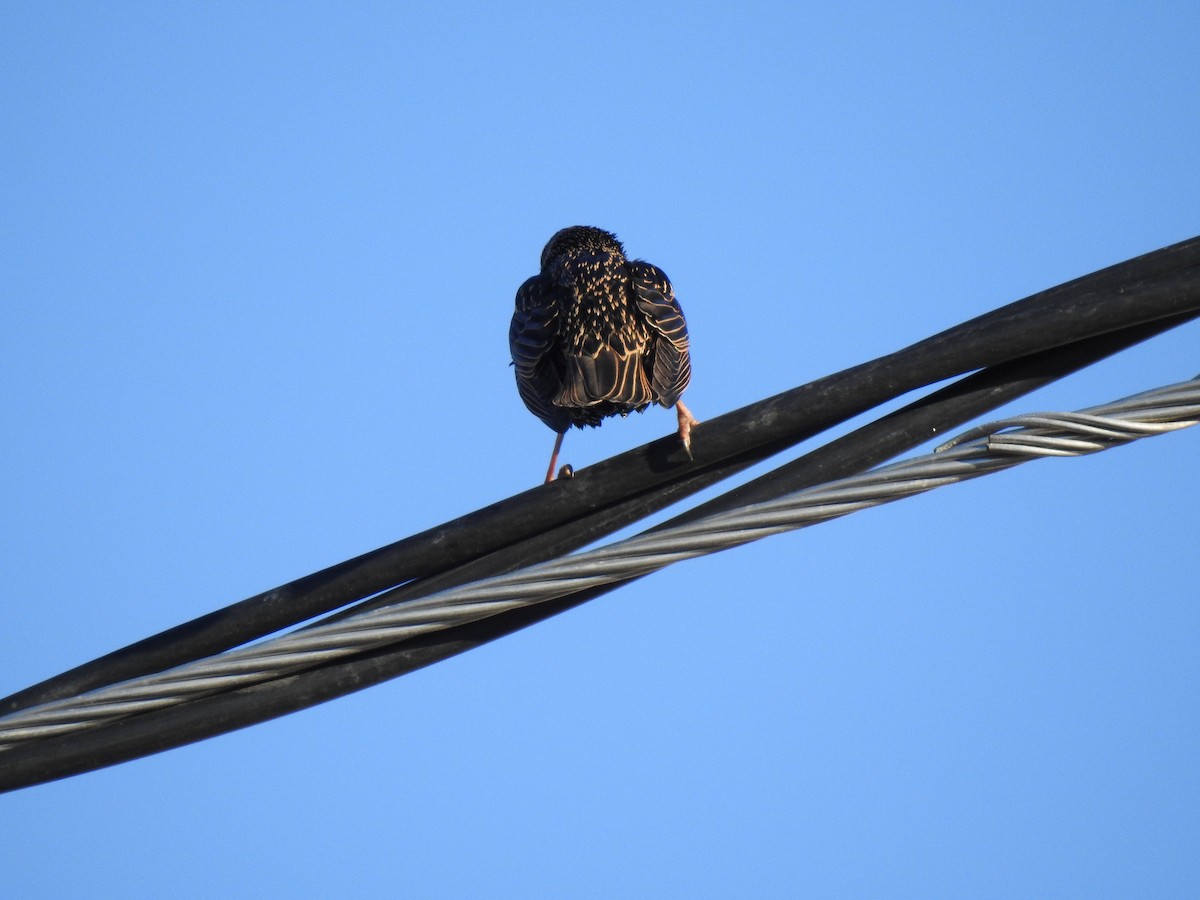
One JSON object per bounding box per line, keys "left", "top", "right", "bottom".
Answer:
{"left": 0, "top": 310, "right": 1194, "bottom": 795}
{"left": 1, "top": 237, "right": 1198, "bottom": 793}
{"left": 5, "top": 238, "right": 1199, "bottom": 713}
{"left": 7, "top": 235, "right": 1198, "bottom": 716}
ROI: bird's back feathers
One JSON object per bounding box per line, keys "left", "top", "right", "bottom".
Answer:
{"left": 510, "top": 226, "right": 692, "bottom": 433}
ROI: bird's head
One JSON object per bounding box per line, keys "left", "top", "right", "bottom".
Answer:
{"left": 540, "top": 226, "right": 625, "bottom": 271}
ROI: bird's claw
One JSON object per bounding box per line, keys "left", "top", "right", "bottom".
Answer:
{"left": 676, "top": 401, "right": 699, "bottom": 460}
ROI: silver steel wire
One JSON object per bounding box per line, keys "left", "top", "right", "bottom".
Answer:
{"left": 2, "top": 376, "right": 1198, "bottom": 748}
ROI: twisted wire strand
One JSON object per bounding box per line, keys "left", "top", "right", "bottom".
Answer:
{"left": 2, "top": 376, "right": 1198, "bottom": 749}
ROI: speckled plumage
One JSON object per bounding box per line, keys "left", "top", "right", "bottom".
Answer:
{"left": 510, "top": 226, "right": 697, "bottom": 481}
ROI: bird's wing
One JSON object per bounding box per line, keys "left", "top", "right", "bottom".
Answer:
{"left": 629, "top": 261, "right": 692, "bottom": 407}
{"left": 510, "top": 275, "right": 570, "bottom": 432}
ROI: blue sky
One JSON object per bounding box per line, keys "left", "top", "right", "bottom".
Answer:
{"left": 2, "top": 3, "right": 1198, "bottom": 897}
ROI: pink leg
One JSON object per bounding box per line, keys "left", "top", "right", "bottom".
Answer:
{"left": 544, "top": 431, "right": 566, "bottom": 483}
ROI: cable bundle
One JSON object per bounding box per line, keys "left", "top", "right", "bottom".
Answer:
{"left": 2, "top": 235, "right": 1198, "bottom": 792}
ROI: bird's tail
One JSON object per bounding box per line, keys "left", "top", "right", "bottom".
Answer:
{"left": 556, "top": 350, "right": 652, "bottom": 409}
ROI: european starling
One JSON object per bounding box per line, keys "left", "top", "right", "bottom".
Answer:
{"left": 509, "top": 226, "right": 697, "bottom": 482}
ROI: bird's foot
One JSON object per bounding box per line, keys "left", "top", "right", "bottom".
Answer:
{"left": 675, "top": 401, "right": 700, "bottom": 459}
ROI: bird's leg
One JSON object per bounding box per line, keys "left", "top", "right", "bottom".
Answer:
{"left": 675, "top": 401, "right": 700, "bottom": 458}
{"left": 544, "top": 431, "right": 566, "bottom": 483}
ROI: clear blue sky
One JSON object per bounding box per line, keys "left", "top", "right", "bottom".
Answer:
{"left": 3, "top": 3, "right": 1198, "bottom": 897}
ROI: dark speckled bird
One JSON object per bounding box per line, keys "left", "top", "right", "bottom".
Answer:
{"left": 510, "top": 226, "right": 698, "bottom": 483}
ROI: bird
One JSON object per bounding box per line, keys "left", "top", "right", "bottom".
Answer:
{"left": 509, "top": 226, "right": 698, "bottom": 483}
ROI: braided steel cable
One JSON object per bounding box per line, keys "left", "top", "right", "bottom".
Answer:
{"left": 1, "top": 375, "right": 1196, "bottom": 751}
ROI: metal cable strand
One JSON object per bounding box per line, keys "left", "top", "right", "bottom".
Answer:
{"left": 2, "top": 376, "right": 1198, "bottom": 748}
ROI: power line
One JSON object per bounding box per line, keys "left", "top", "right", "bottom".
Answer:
{"left": 1, "top": 236, "right": 1197, "bottom": 792}
{"left": 6, "top": 235, "right": 1200, "bottom": 717}
{"left": 2, "top": 374, "right": 1196, "bottom": 751}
